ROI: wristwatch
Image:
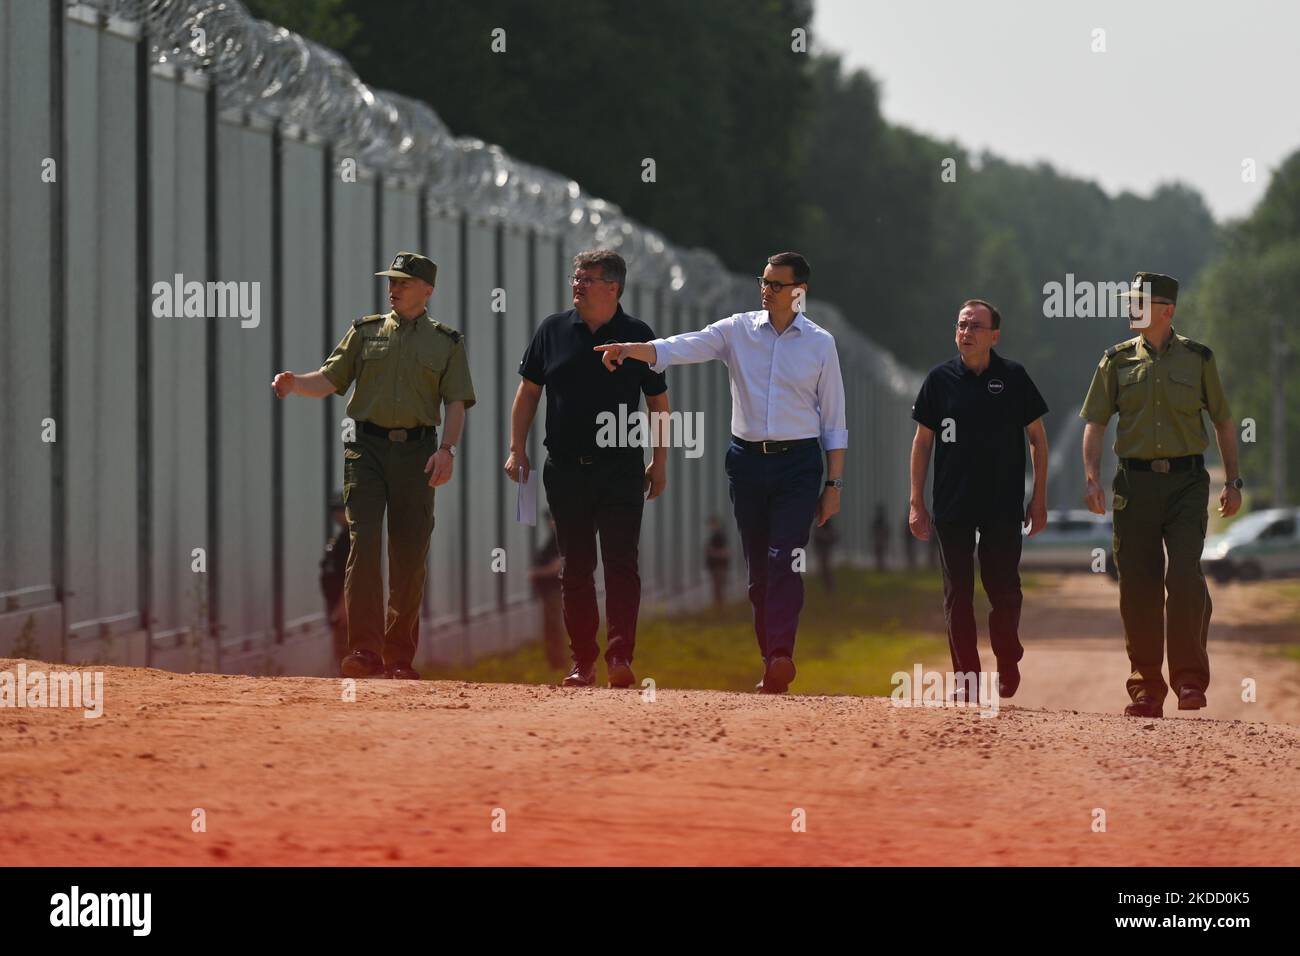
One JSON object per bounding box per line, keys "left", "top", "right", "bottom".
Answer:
{"left": 1224, "top": 477, "right": 1243, "bottom": 490}
{"left": 825, "top": 479, "right": 843, "bottom": 490}
{"left": 440, "top": 443, "right": 457, "bottom": 458}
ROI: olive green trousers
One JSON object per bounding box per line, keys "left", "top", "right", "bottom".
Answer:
{"left": 342, "top": 430, "right": 437, "bottom": 667}
{"left": 1111, "top": 464, "right": 1212, "bottom": 703}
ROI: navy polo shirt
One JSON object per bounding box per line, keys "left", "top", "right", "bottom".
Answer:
{"left": 519, "top": 304, "right": 667, "bottom": 457}
{"left": 911, "top": 350, "right": 1048, "bottom": 525}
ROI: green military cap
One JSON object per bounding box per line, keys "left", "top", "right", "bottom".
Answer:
{"left": 1118, "top": 271, "right": 1178, "bottom": 304}
{"left": 375, "top": 251, "right": 437, "bottom": 287}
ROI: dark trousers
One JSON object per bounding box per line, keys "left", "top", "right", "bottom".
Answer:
{"left": 933, "top": 520, "right": 1025, "bottom": 677}
{"left": 543, "top": 453, "right": 646, "bottom": 666}
{"left": 725, "top": 440, "right": 823, "bottom": 662}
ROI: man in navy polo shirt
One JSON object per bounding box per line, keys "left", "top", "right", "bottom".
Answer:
{"left": 908, "top": 299, "right": 1050, "bottom": 702}
{"left": 505, "top": 250, "right": 670, "bottom": 689}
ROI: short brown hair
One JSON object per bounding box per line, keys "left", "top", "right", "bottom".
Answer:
{"left": 573, "top": 250, "right": 627, "bottom": 298}
{"left": 960, "top": 298, "right": 1001, "bottom": 329}
{"left": 766, "top": 251, "right": 810, "bottom": 285}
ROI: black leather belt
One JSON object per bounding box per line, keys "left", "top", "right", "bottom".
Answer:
{"left": 731, "top": 435, "right": 819, "bottom": 454}
{"left": 548, "top": 450, "right": 641, "bottom": 466}
{"left": 360, "top": 420, "right": 435, "bottom": 443}
{"left": 1120, "top": 454, "right": 1203, "bottom": 473}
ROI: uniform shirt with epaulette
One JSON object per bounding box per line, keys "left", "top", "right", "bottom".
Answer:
{"left": 320, "top": 310, "right": 476, "bottom": 429}
{"left": 1080, "top": 330, "right": 1230, "bottom": 459}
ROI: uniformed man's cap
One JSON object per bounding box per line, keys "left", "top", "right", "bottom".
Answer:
{"left": 375, "top": 251, "right": 437, "bottom": 287}
{"left": 1118, "top": 271, "right": 1178, "bottom": 304}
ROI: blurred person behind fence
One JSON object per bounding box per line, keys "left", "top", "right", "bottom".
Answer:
{"left": 320, "top": 491, "right": 350, "bottom": 667}
{"left": 530, "top": 511, "right": 567, "bottom": 670}
{"left": 812, "top": 517, "right": 837, "bottom": 594}
{"left": 901, "top": 513, "right": 916, "bottom": 570}
{"left": 705, "top": 515, "right": 731, "bottom": 607}
{"left": 871, "top": 502, "right": 890, "bottom": 572}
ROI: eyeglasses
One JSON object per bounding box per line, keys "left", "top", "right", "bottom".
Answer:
{"left": 570, "top": 274, "right": 616, "bottom": 287}
{"left": 956, "top": 321, "right": 992, "bottom": 332}
{"left": 756, "top": 276, "right": 803, "bottom": 293}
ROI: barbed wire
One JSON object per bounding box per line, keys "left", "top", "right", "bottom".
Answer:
{"left": 68, "top": 0, "right": 914, "bottom": 373}
{"left": 78, "top": 0, "right": 704, "bottom": 300}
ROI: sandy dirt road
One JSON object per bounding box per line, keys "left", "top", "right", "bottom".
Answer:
{"left": 2, "top": 575, "right": 1298, "bottom": 866}
{"left": 962, "top": 573, "right": 1300, "bottom": 724}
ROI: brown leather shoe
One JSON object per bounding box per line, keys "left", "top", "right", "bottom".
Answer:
{"left": 386, "top": 663, "right": 420, "bottom": 680}
{"left": 607, "top": 658, "right": 635, "bottom": 689}
{"left": 341, "top": 649, "right": 384, "bottom": 678}
{"left": 1177, "top": 686, "right": 1207, "bottom": 710}
{"left": 1124, "top": 696, "right": 1163, "bottom": 718}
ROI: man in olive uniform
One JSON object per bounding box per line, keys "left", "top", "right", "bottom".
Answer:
{"left": 1080, "top": 272, "right": 1241, "bottom": 718}
{"left": 272, "top": 252, "right": 476, "bottom": 680}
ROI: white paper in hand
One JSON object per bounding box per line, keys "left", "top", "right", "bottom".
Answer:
{"left": 516, "top": 465, "right": 539, "bottom": 526}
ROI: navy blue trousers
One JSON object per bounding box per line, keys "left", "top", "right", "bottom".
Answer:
{"left": 724, "top": 439, "right": 824, "bottom": 662}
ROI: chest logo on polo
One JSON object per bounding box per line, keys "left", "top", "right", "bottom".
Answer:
{"left": 987, "top": 379, "right": 1005, "bottom": 394}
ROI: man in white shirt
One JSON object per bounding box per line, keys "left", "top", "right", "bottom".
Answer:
{"left": 595, "top": 252, "right": 847, "bottom": 694}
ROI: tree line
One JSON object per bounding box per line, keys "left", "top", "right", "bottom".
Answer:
{"left": 252, "top": 0, "right": 1288, "bottom": 492}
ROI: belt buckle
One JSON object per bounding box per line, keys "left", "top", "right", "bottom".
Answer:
{"left": 388, "top": 429, "right": 408, "bottom": 443}
{"left": 761, "top": 440, "right": 776, "bottom": 454}
{"left": 1151, "top": 458, "right": 1170, "bottom": 473}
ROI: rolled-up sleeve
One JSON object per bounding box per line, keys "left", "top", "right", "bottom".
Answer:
{"left": 817, "top": 337, "right": 849, "bottom": 450}
{"left": 649, "top": 317, "right": 732, "bottom": 373}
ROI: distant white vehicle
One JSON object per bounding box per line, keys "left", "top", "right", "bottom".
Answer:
{"left": 1020, "top": 509, "right": 1117, "bottom": 580}
{"left": 1202, "top": 507, "right": 1300, "bottom": 581}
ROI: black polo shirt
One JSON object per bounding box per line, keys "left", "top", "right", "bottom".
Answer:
{"left": 519, "top": 305, "right": 667, "bottom": 457}
{"left": 911, "top": 350, "right": 1047, "bottom": 525}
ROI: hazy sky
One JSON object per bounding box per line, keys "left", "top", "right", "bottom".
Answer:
{"left": 811, "top": 0, "right": 1298, "bottom": 223}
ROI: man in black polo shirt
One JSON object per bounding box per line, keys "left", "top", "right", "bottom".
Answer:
{"left": 505, "top": 250, "right": 669, "bottom": 688}
{"left": 908, "top": 299, "right": 1049, "bottom": 702}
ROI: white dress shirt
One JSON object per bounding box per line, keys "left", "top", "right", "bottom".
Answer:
{"left": 648, "top": 310, "right": 848, "bottom": 449}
